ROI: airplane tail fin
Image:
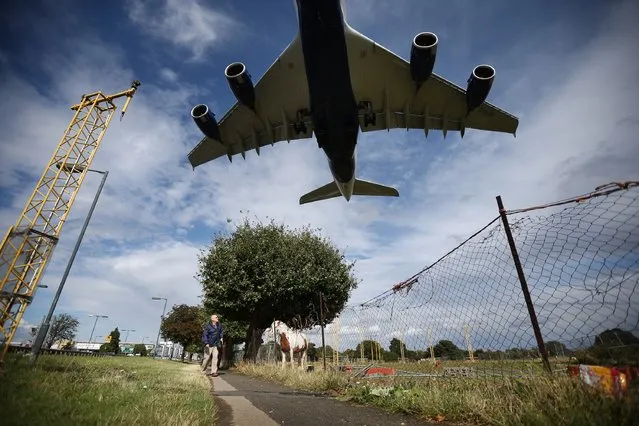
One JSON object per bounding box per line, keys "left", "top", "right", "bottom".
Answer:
{"left": 299, "top": 179, "right": 399, "bottom": 205}
{"left": 352, "top": 179, "right": 399, "bottom": 197}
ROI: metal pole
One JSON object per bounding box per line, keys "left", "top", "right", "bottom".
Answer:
{"left": 88, "top": 316, "right": 99, "bottom": 343}
{"left": 496, "top": 195, "right": 552, "bottom": 374}
{"left": 153, "top": 297, "right": 167, "bottom": 358}
{"left": 319, "top": 292, "right": 326, "bottom": 371}
{"left": 29, "top": 170, "right": 108, "bottom": 362}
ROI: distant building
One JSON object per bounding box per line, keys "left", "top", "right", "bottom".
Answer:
{"left": 155, "top": 340, "right": 183, "bottom": 359}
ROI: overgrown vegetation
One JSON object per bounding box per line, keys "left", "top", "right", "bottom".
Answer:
{"left": 235, "top": 363, "right": 639, "bottom": 426}
{"left": 0, "top": 354, "right": 215, "bottom": 425}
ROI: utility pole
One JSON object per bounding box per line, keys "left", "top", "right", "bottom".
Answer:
{"left": 151, "top": 296, "right": 167, "bottom": 357}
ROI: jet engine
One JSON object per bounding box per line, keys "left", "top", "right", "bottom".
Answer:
{"left": 410, "top": 32, "right": 438, "bottom": 88}
{"left": 465, "top": 64, "right": 495, "bottom": 112}
{"left": 225, "top": 62, "right": 256, "bottom": 110}
{"left": 191, "top": 104, "right": 222, "bottom": 141}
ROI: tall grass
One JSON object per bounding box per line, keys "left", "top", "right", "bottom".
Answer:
{"left": 0, "top": 354, "right": 215, "bottom": 425}
{"left": 236, "top": 363, "right": 639, "bottom": 425}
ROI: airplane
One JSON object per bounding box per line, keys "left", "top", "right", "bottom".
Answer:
{"left": 187, "top": 0, "right": 519, "bottom": 205}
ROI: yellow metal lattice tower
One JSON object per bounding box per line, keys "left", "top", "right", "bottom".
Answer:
{"left": 0, "top": 81, "right": 140, "bottom": 362}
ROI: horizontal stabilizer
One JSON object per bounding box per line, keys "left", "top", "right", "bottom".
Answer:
{"left": 299, "top": 181, "right": 342, "bottom": 204}
{"left": 352, "top": 179, "right": 399, "bottom": 197}
{"left": 299, "top": 178, "right": 399, "bottom": 205}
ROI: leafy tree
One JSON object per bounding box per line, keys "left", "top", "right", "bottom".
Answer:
{"left": 161, "top": 304, "right": 204, "bottom": 362}
{"left": 185, "top": 343, "right": 199, "bottom": 361}
{"left": 355, "top": 340, "right": 384, "bottom": 360}
{"left": 307, "top": 342, "right": 318, "bottom": 361}
{"left": 43, "top": 313, "right": 79, "bottom": 349}
{"left": 409, "top": 349, "right": 426, "bottom": 361}
{"left": 546, "top": 341, "right": 570, "bottom": 357}
{"left": 575, "top": 328, "right": 639, "bottom": 365}
{"left": 383, "top": 351, "right": 399, "bottom": 362}
{"left": 197, "top": 216, "right": 359, "bottom": 361}
{"left": 105, "top": 327, "right": 121, "bottom": 354}
{"left": 389, "top": 337, "right": 415, "bottom": 360}
{"left": 133, "top": 343, "right": 148, "bottom": 356}
{"left": 430, "top": 340, "right": 465, "bottom": 360}
{"left": 593, "top": 328, "right": 639, "bottom": 347}
{"left": 317, "top": 345, "right": 335, "bottom": 359}
{"left": 342, "top": 348, "right": 358, "bottom": 360}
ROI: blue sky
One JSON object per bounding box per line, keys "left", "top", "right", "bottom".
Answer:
{"left": 1, "top": 0, "right": 638, "bottom": 348}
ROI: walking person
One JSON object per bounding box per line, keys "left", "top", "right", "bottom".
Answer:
{"left": 201, "top": 314, "right": 224, "bottom": 377}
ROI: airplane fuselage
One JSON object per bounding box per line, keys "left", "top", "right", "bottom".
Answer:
{"left": 295, "top": 0, "right": 358, "bottom": 200}
{"left": 189, "top": 0, "right": 516, "bottom": 204}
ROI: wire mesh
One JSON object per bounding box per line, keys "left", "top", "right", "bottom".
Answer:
{"left": 287, "top": 182, "right": 639, "bottom": 379}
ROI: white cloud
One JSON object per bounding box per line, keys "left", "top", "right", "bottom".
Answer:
{"left": 160, "top": 68, "right": 179, "bottom": 83}
{"left": 126, "top": 0, "right": 241, "bottom": 61}
{"left": 1, "top": 0, "right": 637, "bottom": 348}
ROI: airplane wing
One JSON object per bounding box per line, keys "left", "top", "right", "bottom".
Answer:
{"left": 188, "top": 36, "right": 313, "bottom": 167}
{"left": 344, "top": 27, "right": 519, "bottom": 137}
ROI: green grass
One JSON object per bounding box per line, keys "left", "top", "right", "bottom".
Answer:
{"left": 0, "top": 353, "right": 215, "bottom": 426}
{"left": 236, "top": 362, "right": 639, "bottom": 426}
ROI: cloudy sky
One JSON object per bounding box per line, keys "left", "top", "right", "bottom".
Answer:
{"left": 1, "top": 0, "right": 637, "bottom": 348}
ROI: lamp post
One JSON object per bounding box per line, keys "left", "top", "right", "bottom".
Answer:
{"left": 29, "top": 167, "right": 109, "bottom": 363}
{"left": 122, "top": 329, "right": 136, "bottom": 343}
{"left": 88, "top": 314, "right": 108, "bottom": 343}
{"left": 151, "top": 296, "right": 167, "bottom": 358}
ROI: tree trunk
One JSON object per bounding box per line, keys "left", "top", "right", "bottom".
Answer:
{"left": 243, "top": 323, "right": 265, "bottom": 362}
{"left": 181, "top": 348, "right": 186, "bottom": 363}
{"left": 220, "top": 338, "right": 234, "bottom": 369}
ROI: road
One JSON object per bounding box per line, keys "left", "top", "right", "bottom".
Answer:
{"left": 210, "top": 371, "right": 451, "bottom": 425}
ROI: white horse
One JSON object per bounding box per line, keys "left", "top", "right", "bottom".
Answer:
{"left": 268, "top": 320, "right": 309, "bottom": 370}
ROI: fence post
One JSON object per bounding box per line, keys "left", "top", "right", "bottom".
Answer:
{"left": 496, "top": 195, "right": 552, "bottom": 374}
{"left": 319, "top": 292, "right": 327, "bottom": 371}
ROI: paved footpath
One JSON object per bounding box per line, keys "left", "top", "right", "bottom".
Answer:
{"left": 209, "top": 371, "right": 452, "bottom": 426}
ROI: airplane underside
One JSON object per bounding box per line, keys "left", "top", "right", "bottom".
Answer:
{"left": 186, "top": 0, "right": 519, "bottom": 205}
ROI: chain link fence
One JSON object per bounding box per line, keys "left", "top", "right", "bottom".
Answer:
{"left": 262, "top": 182, "right": 639, "bottom": 380}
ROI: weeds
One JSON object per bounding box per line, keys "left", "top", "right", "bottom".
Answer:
{"left": 235, "top": 363, "right": 639, "bottom": 425}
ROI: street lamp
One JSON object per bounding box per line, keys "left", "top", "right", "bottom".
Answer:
{"left": 29, "top": 167, "right": 109, "bottom": 363}
{"left": 88, "top": 314, "right": 109, "bottom": 343}
{"left": 151, "top": 296, "right": 167, "bottom": 358}
{"left": 122, "top": 329, "right": 136, "bottom": 343}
